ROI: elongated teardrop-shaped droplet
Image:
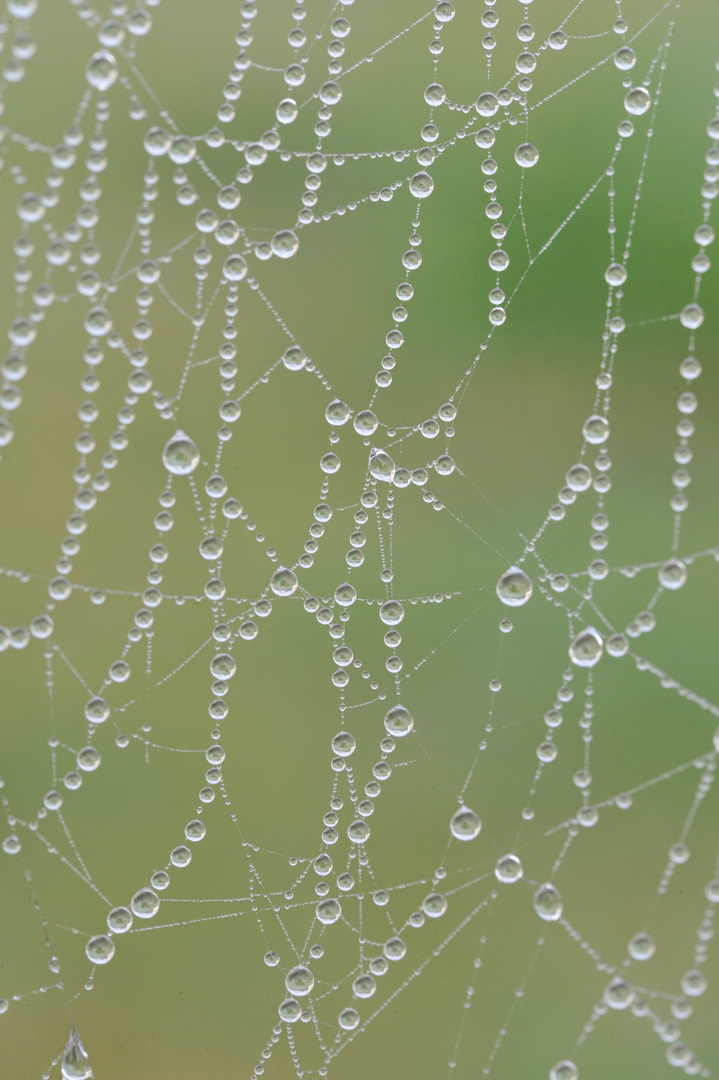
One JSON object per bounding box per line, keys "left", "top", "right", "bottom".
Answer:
{"left": 569, "top": 628, "right": 603, "bottom": 667}
{"left": 369, "top": 448, "right": 395, "bottom": 482}
{"left": 533, "top": 882, "right": 563, "bottom": 921}
{"left": 496, "top": 567, "right": 532, "bottom": 607}
{"left": 62, "top": 1028, "right": 93, "bottom": 1080}
{"left": 162, "top": 430, "right": 200, "bottom": 475}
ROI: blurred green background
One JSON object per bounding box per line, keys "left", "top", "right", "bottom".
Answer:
{"left": 0, "top": 1, "right": 718, "bottom": 1078}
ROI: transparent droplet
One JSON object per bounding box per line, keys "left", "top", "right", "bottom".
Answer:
{"left": 348, "top": 819, "right": 370, "bottom": 843}
{"left": 514, "top": 142, "right": 539, "bottom": 167}
{"left": 679, "top": 304, "right": 704, "bottom": 329}
{"left": 495, "top": 853, "right": 523, "bottom": 883}
{"left": 331, "top": 732, "right": 356, "bottom": 757}
{"left": 278, "top": 997, "right": 301, "bottom": 1022}
{"left": 335, "top": 582, "right": 357, "bottom": 607}
{"left": 379, "top": 600, "right": 404, "bottom": 625}
{"left": 264, "top": 950, "right": 280, "bottom": 967}
{"left": 628, "top": 931, "right": 655, "bottom": 960}
{"left": 496, "top": 567, "right": 532, "bottom": 607}
{"left": 85, "top": 934, "right": 115, "bottom": 965}
{"left": 475, "top": 92, "right": 499, "bottom": 117}
{"left": 270, "top": 567, "right": 298, "bottom": 596}
{"left": 354, "top": 409, "right": 378, "bottom": 435}
{"left": 409, "top": 171, "right": 434, "bottom": 198}
{"left": 85, "top": 49, "right": 117, "bottom": 91}
{"left": 614, "top": 47, "right": 636, "bottom": 70}
{"left": 384, "top": 704, "right": 414, "bottom": 737}
{"left": 316, "top": 898, "right": 342, "bottom": 924}
{"left": 604, "top": 977, "right": 635, "bottom": 1009}
{"left": 624, "top": 86, "right": 651, "bottom": 115}
{"left": 565, "top": 464, "right": 592, "bottom": 491}
{"left": 658, "top": 559, "right": 687, "bottom": 589}
{"left": 326, "top": 399, "right": 350, "bottom": 426}
{"left": 130, "top": 887, "right": 160, "bottom": 919}
{"left": 61, "top": 1028, "right": 93, "bottom": 1080}
{"left": 353, "top": 974, "right": 376, "bottom": 999}
{"left": 422, "top": 892, "right": 448, "bottom": 918}
{"left": 569, "top": 628, "right": 603, "bottom": 667}
{"left": 285, "top": 966, "right": 314, "bottom": 997}
{"left": 550, "top": 1062, "right": 577, "bottom": 1080}
{"left": 107, "top": 907, "right": 133, "bottom": 933}
{"left": 533, "top": 882, "right": 563, "bottom": 921}
{"left": 271, "top": 230, "right": 299, "bottom": 259}
{"left": 162, "top": 431, "right": 200, "bottom": 475}
{"left": 680, "top": 969, "right": 707, "bottom": 997}
{"left": 383, "top": 936, "right": 407, "bottom": 961}
{"left": 369, "top": 448, "right": 396, "bottom": 482}
{"left": 449, "top": 807, "right": 481, "bottom": 840}
{"left": 84, "top": 696, "right": 109, "bottom": 724}
{"left": 210, "top": 653, "right": 236, "bottom": 680}
{"left": 338, "top": 1006, "right": 360, "bottom": 1030}
{"left": 282, "top": 345, "right": 306, "bottom": 371}
{"left": 424, "top": 82, "right": 446, "bottom": 106}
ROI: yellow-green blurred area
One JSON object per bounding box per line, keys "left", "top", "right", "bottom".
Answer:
{"left": 1, "top": 0, "right": 719, "bottom": 1078}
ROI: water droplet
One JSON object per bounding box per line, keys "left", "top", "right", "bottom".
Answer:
{"left": 270, "top": 567, "right": 298, "bottom": 596}
{"left": 550, "top": 1062, "right": 577, "bottom": 1080}
{"left": 264, "top": 950, "right": 280, "bottom": 966}
{"left": 369, "top": 448, "right": 396, "bottom": 482}
{"left": 85, "top": 934, "right": 115, "bottom": 964}
{"left": 285, "top": 966, "right": 314, "bottom": 997}
{"left": 450, "top": 807, "right": 481, "bottom": 840}
{"left": 130, "top": 887, "right": 160, "bottom": 919}
{"left": 424, "top": 82, "right": 446, "bottom": 106}
{"left": 658, "top": 559, "right": 687, "bottom": 589}
{"left": 514, "top": 142, "right": 539, "bottom": 167}
{"left": 61, "top": 1029, "right": 93, "bottom": 1080}
{"left": 628, "top": 931, "right": 655, "bottom": 960}
{"left": 383, "top": 936, "right": 407, "bottom": 961}
{"left": 496, "top": 567, "right": 532, "bottom": 607}
{"left": 107, "top": 907, "right": 132, "bottom": 933}
{"left": 278, "top": 997, "right": 301, "bottom": 1022}
{"left": 475, "top": 92, "right": 499, "bottom": 116}
{"left": 679, "top": 303, "right": 704, "bottom": 329}
{"left": 331, "top": 732, "right": 356, "bottom": 757}
{"left": 348, "top": 819, "right": 370, "bottom": 843}
{"left": 422, "top": 892, "right": 448, "bottom": 918}
{"left": 379, "top": 600, "right": 404, "bottom": 625}
{"left": 614, "top": 47, "right": 636, "bottom": 70}
{"left": 282, "top": 345, "right": 306, "bottom": 371}
{"left": 338, "top": 1007, "right": 360, "bottom": 1030}
{"left": 409, "top": 171, "right": 434, "bottom": 198}
{"left": 162, "top": 431, "right": 200, "bottom": 475}
{"left": 85, "top": 49, "right": 117, "bottom": 91}
{"left": 680, "top": 969, "right": 707, "bottom": 996}
{"left": 604, "top": 977, "right": 634, "bottom": 1009}
{"left": 210, "top": 653, "right": 236, "bottom": 680}
{"left": 384, "top": 704, "right": 413, "bottom": 737}
{"left": 271, "top": 230, "right": 299, "bottom": 259}
{"left": 326, "top": 399, "right": 350, "bottom": 426}
{"left": 495, "top": 854, "right": 523, "bottom": 883}
{"left": 84, "top": 696, "right": 109, "bottom": 724}
{"left": 533, "top": 882, "right": 563, "bottom": 921}
{"left": 353, "top": 974, "right": 376, "bottom": 998}
{"left": 569, "top": 628, "right": 603, "bottom": 667}
{"left": 624, "top": 86, "right": 651, "bottom": 115}
{"left": 565, "top": 464, "right": 592, "bottom": 491}
{"left": 316, "top": 898, "right": 342, "bottom": 924}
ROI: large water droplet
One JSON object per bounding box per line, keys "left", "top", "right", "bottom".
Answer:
{"left": 409, "top": 171, "right": 434, "bottom": 198}
{"left": 285, "top": 965, "right": 314, "bottom": 997}
{"left": 514, "top": 142, "right": 539, "bottom": 167}
{"left": 270, "top": 567, "right": 298, "bottom": 596}
{"left": 85, "top": 934, "right": 115, "bottom": 964}
{"left": 369, "top": 448, "right": 396, "bottom": 482}
{"left": 384, "top": 704, "right": 414, "bottom": 737}
{"left": 496, "top": 567, "right": 532, "bottom": 607}
{"left": 162, "top": 431, "right": 200, "bottom": 475}
{"left": 450, "top": 807, "right": 481, "bottom": 840}
{"left": 624, "top": 86, "right": 651, "bottom": 115}
{"left": 495, "top": 853, "right": 523, "bottom": 882}
{"left": 533, "top": 882, "right": 563, "bottom": 921}
{"left": 658, "top": 559, "right": 687, "bottom": 589}
{"left": 316, "top": 898, "right": 342, "bottom": 924}
{"left": 61, "top": 1028, "right": 93, "bottom": 1080}
{"left": 569, "top": 628, "right": 603, "bottom": 667}
{"left": 130, "top": 887, "right": 160, "bottom": 919}
{"left": 550, "top": 1062, "right": 577, "bottom": 1080}
{"left": 85, "top": 49, "right": 118, "bottom": 91}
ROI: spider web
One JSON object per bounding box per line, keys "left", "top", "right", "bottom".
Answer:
{"left": 0, "top": 0, "right": 718, "bottom": 1078}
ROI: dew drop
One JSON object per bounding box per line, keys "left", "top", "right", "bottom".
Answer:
{"left": 130, "top": 887, "right": 160, "bottom": 919}
{"left": 85, "top": 49, "right": 118, "bottom": 91}
{"left": 624, "top": 86, "right": 651, "bottom": 115}
{"left": 569, "top": 628, "right": 603, "bottom": 667}
{"left": 533, "top": 882, "right": 563, "bottom": 921}
{"left": 85, "top": 934, "right": 115, "bottom": 964}
{"left": 495, "top": 853, "right": 523, "bottom": 883}
{"left": 285, "top": 966, "right": 314, "bottom": 997}
{"left": 162, "top": 431, "right": 200, "bottom": 475}
{"left": 61, "top": 1029, "right": 93, "bottom": 1080}
{"left": 270, "top": 567, "right": 298, "bottom": 596}
{"left": 449, "top": 807, "right": 481, "bottom": 840}
{"left": 496, "top": 567, "right": 532, "bottom": 607}
{"left": 384, "top": 704, "right": 414, "bottom": 737}
{"left": 658, "top": 559, "right": 687, "bottom": 589}
{"left": 514, "top": 142, "right": 539, "bottom": 167}
{"left": 409, "top": 171, "right": 434, "bottom": 198}
{"left": 550, "top": 1062, "right": 577, "bottom": 1080}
